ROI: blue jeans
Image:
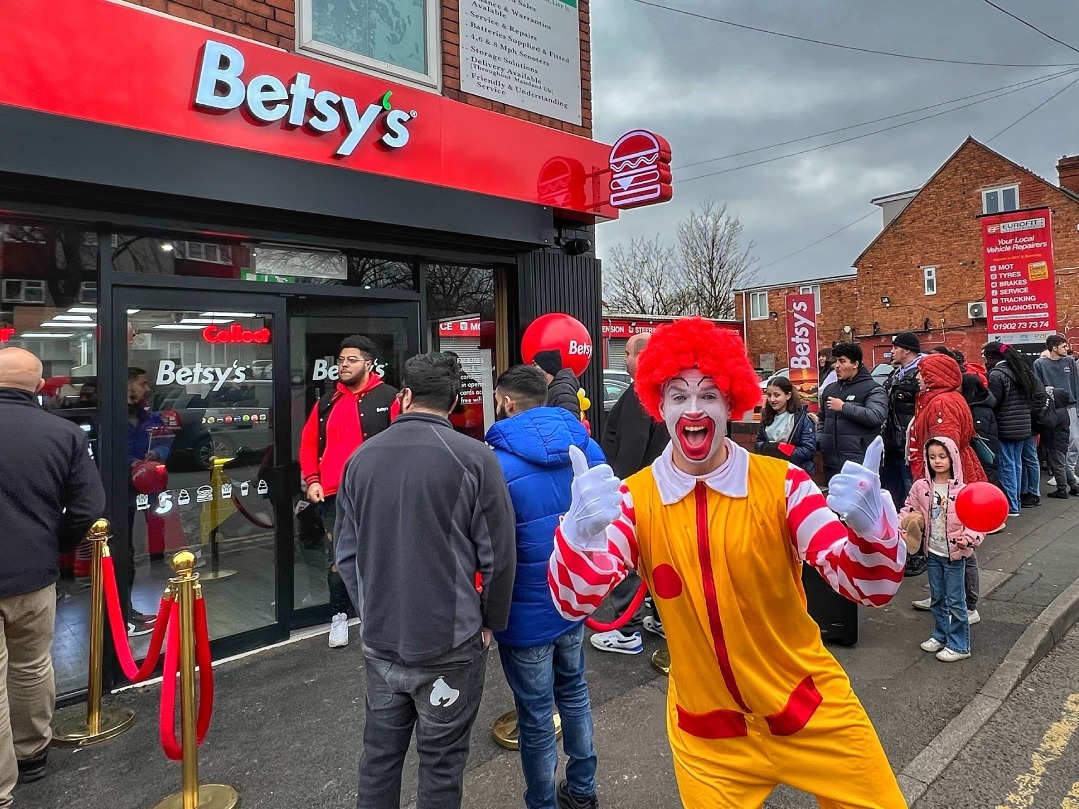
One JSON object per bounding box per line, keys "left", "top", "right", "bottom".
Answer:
{"left": 998, "top": 439, "right": 1024, "bottom": 513}
{"left": 498, "top": 623, "right": 597, "bottom": 809}
{"left": 1020, "top": 436, "right": 1040, "bottom": 497}
{"left": 928, "top": 554, "right": 969, "bottom": 653}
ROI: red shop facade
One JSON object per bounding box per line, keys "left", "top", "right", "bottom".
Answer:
{"left": 1, "top": 0, "right": 626, "bottom": 697}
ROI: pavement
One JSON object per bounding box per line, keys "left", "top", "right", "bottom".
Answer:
{"left": 19, "top": 489, "right": 1079, "bottom": 809}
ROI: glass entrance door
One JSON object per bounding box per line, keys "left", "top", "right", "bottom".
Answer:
{"left": 286, "top": 300, "right": 420, "bottom": 624}
{"left": 111, "top": 288, "right": 288, "bottom": 657}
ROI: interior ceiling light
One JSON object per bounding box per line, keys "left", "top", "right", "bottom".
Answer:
{"left": 21, "top": 332, "right": 74, "bottom": 338}
{"left": 152, "top": 324, "right": 206, "bottom": 330}
{"left": 68, "top": 307, "right": 97, "bottom": 314}
{"left": 200, "top": 311, "right": 256, "bottom": 318}
{"left": 52, "top": 315, "right": 94, "bottom": 322}
{"left": 41, "top": 322, "right": 95, "bottom": 328}
{"left": 179, "top": 318, "right": 233, "bottom": 325}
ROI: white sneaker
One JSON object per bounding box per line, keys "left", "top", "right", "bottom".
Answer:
{"left": 936, "top": 647, "right": 971, "bottom": 662}
{"left": 988, "top": 523, "right": 1006, "bottom": 535}
{"left": 642, "top": 616, "right": 666, "bottom": 639}
{"left": 920, "top": 637, "right": 945, "bottom": 653}
{"left": 328, "top": 612, "right": 349, "bottom": 648}
{"left": 589, "top": 630, "right": 643, "bottom": 655}
{"left": 912, "top": 598, "right": 931, "bottom": 611}
{"left": 1048, "top": 477, "right": 1057, "bottom": 488}
{"left": 967, "top": 609, "right": 981, "bottom": 625}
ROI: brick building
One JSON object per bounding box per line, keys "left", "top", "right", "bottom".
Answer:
{"left": 0, "top": 0, "right": 637, "bottom": 695}
{"left": 740, "top": 137, "right": 1079, "bottom": 369}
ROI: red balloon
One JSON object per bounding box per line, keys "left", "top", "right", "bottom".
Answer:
{"left": 954, "top": 481, "right": 1009, "bottom": 533}
{"left": 131, "top": 460, "right": 169, "bottom": 495}
{"left": 520, "top": 313, "right": 593, "bottom": 376}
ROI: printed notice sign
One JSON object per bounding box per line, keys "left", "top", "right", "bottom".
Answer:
{"left": 982, "top": 208, "right": 1058, "bottom": 344}
{"left": 460, "top": 0, "right": 583, "bottom": 125}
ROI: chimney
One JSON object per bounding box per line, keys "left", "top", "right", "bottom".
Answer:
{"left": 1057, "top": 154, "right": 1079, "bottom": 195}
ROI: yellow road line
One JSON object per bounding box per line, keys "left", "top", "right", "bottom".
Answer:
{"left": 997, "top": 693, "right": 1079, "bottom": 809}
{"left": 1062, "top": 780, "right": 1079, "bottom": 809}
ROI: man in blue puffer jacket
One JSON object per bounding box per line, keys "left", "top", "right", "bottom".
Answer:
{"left": 486, "top": 364, "right": 606, "bottom": 809}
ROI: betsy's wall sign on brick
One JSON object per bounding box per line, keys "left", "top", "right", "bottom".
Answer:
{"left": 785, "top": 293, "right": 819, "bottom": 404}
{"left": 460, "top": 0, "right": 583, "bottom": 125}
{"left": 982, "top": 207, "right": 1057, "bottom": 344}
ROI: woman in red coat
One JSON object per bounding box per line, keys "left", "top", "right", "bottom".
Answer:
{"left": 908, "top": 353, "right": 988, "bottom": 483}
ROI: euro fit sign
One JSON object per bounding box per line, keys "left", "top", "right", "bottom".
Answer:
{"left": 785, "top": 293, "right": 818, "bottom": 402}
{"left": 608, "top": 130, "right": 673, "bottom": 210}
{"left": 982, "top": 207, "right": 1057, "bottom": 345}
{"left": 202, "top": 324, "right": 271, "bottom": 344}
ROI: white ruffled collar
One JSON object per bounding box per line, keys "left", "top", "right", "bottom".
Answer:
{"left": 650, "top": 438, "right": 749, "bottom": 506}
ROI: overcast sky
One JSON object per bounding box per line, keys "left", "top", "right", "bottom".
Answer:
{"left": 589, "top": 0, "right": 1079, "bottom": 288}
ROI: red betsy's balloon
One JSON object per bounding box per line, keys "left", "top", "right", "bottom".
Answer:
{"left": 521, "top": 313, "right": 593, "bottom": 376}
{"left": 954, "top": 481, "right": 1009, "bottom": 533}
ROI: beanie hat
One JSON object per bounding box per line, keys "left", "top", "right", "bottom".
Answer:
{"left": 892, "top": 332, "right": 921, "bottom": 353}
{"left": 533, "top": 349, "right": 563, "bottom": 376}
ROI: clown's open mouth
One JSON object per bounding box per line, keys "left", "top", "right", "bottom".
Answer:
{"left": 676, "top": 416, "right": 715, "bottom": 461}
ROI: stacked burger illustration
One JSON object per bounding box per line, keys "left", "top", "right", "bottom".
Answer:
{"left": 608, "top": 130, "right": 673, "bottom": 210}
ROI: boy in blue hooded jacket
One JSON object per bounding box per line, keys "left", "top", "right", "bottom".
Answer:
{"left": 486, "top": 364, "right": 606, "bottom": 809}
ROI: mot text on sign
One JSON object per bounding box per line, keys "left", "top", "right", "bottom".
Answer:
{"left": 982, "top": 208, "right": 1057, "bottom": 344}
{"left": 785, "top": 294, "right": 819, "bottom": 405}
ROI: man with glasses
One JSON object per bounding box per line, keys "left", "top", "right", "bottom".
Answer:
{"left": 300, "top": 335, "right": 399, "bottom": 647}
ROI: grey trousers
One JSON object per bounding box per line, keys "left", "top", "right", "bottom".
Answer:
{"left": 357, "top": 636, "right": 488, "bottom": 809}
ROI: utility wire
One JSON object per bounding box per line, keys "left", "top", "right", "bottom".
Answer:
{"left": 628, "top": 0, "right": 1079, "bottom": 68}
{"left": 987, "top": 72, "right": 1079, "bottom": 141}
{"left": 758, "top": 211, "right": 876, "bottom": 271}
{"left": 673, "top": 69, "right": 1079, "bottom": 171}
{"left": 979, "top": 0, "right": 1079, "bottom": 56}
{"left": 676, "top": 67, "right": 1079, "bottom": 184}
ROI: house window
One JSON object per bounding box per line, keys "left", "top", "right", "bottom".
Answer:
{"left": 750, "top": 291, "right": 768, "bottom": 320}
{"left": 982, "top": 185, "right": 1019, "bottom": 215}
{"left": 799, "top": 284, "right": 821, "bottom": 314}
{"left": 923, "top": 266, "right": 937, "bottom": 296}
{"left": 173, "top": 241, "right": 232, "bottom": 265}
{"left": 298, "top": 0, "right": 440, "bottom": 89}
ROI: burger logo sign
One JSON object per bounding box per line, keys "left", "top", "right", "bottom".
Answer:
{"left": 608, "top": 130, "right": 673, "bottom": 210}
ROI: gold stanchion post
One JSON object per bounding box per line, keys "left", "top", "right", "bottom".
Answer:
{"left": 152, "top": 551, "right": 238, "bottom": 809}
{"left": 492, "top": 710, "right": 563, "bottom": 751}
{"left": 54, "top": 519, "right": 136, "bottom": 747}
{"left": 650, "top": 648, "right": 670, "bottom": 676}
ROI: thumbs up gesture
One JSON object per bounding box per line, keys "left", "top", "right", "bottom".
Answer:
{"left": 562, "top": 445, "right": 623, "bottom": 552}
{"left": 826, "top": 436, "right": 899, "bottom": 542}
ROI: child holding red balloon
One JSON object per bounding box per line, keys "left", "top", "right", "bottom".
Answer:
{"left": 899, "top": 436, "right": 986, "bottom": 662}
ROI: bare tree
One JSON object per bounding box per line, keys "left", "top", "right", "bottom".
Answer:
{"left": 602, "top": 236, "right": 687, "bottom": 315}
{"left": 677, "top": 200, "right": 758, "bottom": 320}
{"left": 603, "top": 201, "right": 757, "bottom": 318}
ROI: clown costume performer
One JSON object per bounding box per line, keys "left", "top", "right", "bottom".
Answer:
{"left": 549, "top": 318, "right": 908, "bottom": 808}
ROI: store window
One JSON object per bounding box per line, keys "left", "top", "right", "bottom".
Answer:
{"left": 112, "top": 235, "right": 417, "bottom": 291}
{"left": 0, "top": 218, "right": 100, "bottom": 695}
{"left": 425, "top": 264, "right": 497, "bottom": 441}
{"left": 923, "top": 266, "right": 937, "bottom": 296}
{"left": 750, "top": 291, "right": 768, "bottom": 320}
{"left": 982, "top": 185, "right": 1019, "bottom": 215}
{"left": 299, "top": 0, "right": 440, "bottom": 87}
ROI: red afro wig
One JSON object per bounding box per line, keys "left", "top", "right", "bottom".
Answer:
{"left": 635, "top": 318, "right": 761, "bottom": 422}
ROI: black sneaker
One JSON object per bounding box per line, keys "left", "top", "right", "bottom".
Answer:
{"left": 904, "top": 556, "right": 927, "bottom": 577}
{"left": 1071, "top": 485, "right": 1079, "bottom": 497}
{"left": 131, "top": 611, "right": 157, "bottom": 626}
{"left": 557, "top": 780, "right": 598, "bottom": 809}
{"left": 1047, "top": 490, "right": 1069, "bottom": 500}
{"left": 17, "top": 748, "right": 48, "bottom": 784}
{"left": 1021, "top": 494, "right": 1041, "bottom": 507}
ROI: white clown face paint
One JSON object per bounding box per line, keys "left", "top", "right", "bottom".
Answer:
{"left": 660, "top": 369, "right": 730, "bottom": 474}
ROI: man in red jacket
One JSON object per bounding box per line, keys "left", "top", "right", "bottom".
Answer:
{"left": 299, "top": 335, "right": 399, "bottom": 647}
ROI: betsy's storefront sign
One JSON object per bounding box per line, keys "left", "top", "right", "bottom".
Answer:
{"left": 785, "top": 293, "right": 819, "bottom": 404}
{"left": 0, "top": 0, "right": 637, "bottom": 220}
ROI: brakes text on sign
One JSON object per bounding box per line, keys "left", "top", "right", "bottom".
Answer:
{"left": 193, "top": 40, "right": 414, "bottom": 157}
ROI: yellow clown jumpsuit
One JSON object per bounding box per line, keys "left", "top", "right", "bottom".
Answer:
{"left": 620, "top": 455, "right": 907, "bottom": 808}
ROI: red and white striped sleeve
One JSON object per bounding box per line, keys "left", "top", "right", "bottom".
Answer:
{"left": 785, "top": 465, "right": 905, "bottom": 607}
{"left": 548, "top": 484, "right": 639, "bottom": 620}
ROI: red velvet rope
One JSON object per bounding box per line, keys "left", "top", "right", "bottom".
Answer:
{"left": 584, "top": 580, "right": 649, "bottom": 632}
{"left": 101, "top": 555, "right": 173, "bottom": 682}
{"left": 194, "top": 595, "right": 214, "bottom": 743}
{"left": 159, "top": 605, "right": 182, "bottom": 761}
{"left": 231, "top": 493, "right": 274, "bottom": 529}
{"left": 159, "top": 593, "right": 214, "bottom": 762}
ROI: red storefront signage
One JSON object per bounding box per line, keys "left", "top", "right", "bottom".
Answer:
{"left": 785, "top": 293, "right": 818, "bottom": 401}
{"left": 202, "top": 324, "right": 271, "bottom": 344}
{"left": 608, "top": 131, "right": 673, "bottom": 210}
{"left": 982, "top": 208, "right": 1057, "bottom": 344}
{"left": 0, "top": 0, "right": 619, "bottom": 220}
{"left": 438, "top": 318, "right": 483, "bottom": 336}
{"left": 0, "top": 326, "right": 14, "bottom": 342}
{"left": 602, "top": 319, "right": 741, "bottom": 339}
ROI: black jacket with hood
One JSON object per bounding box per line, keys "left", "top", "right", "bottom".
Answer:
{"left": 818, "top": 366, "right": 888, "bottom": 476}
{"left": 547, "top": 368, "right": 581, "bottom": 418}
{"left": 987, "top": 363, "right": 1033, "bottom": 442}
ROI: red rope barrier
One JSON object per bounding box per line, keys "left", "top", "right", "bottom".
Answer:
{"left": 101, "top": 555, "right": 173, "bottom": 682}
{"left": 231, "top": 493, "right": 273, "bottom": 529}
{"left": 194, "top": 595, "right": 214, "bottom": 743}
{"left": 584, "top": 580, "right": 649, "bottom": 632}
{"left": 159, "top": 606, "right": 182, "bottom": 761}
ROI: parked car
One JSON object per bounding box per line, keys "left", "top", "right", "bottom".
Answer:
{"left": 871, "top": 363, "right": 895, "bottom": 386}
{"left": 603, "top": 369, "right": 631, "bottom": 412}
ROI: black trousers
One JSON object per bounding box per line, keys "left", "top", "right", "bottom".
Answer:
{"left": 357, "top": 637, "right": 488, "bottom": 809}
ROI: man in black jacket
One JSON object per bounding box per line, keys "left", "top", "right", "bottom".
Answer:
{"left": 819, "top": 341, "right": 889, "bottom": 483}
{"left": 593, "top": 333, "right": 670, "bottom": 654}
{"left": 534, "top": 349, "right": 581, "bottom": 418}
{"left": 336, "top": 351, "right": 516, "bottom": 809}
{"left": 0, "top": 348, "right": 105, "bottom": 800}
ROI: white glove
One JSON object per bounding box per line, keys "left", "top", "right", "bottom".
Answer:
{"left": 562, "top": 445, "right": 623, "bottom": 552}
{"left": 826, "top": 436, "right": 899, "bottom": 542}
